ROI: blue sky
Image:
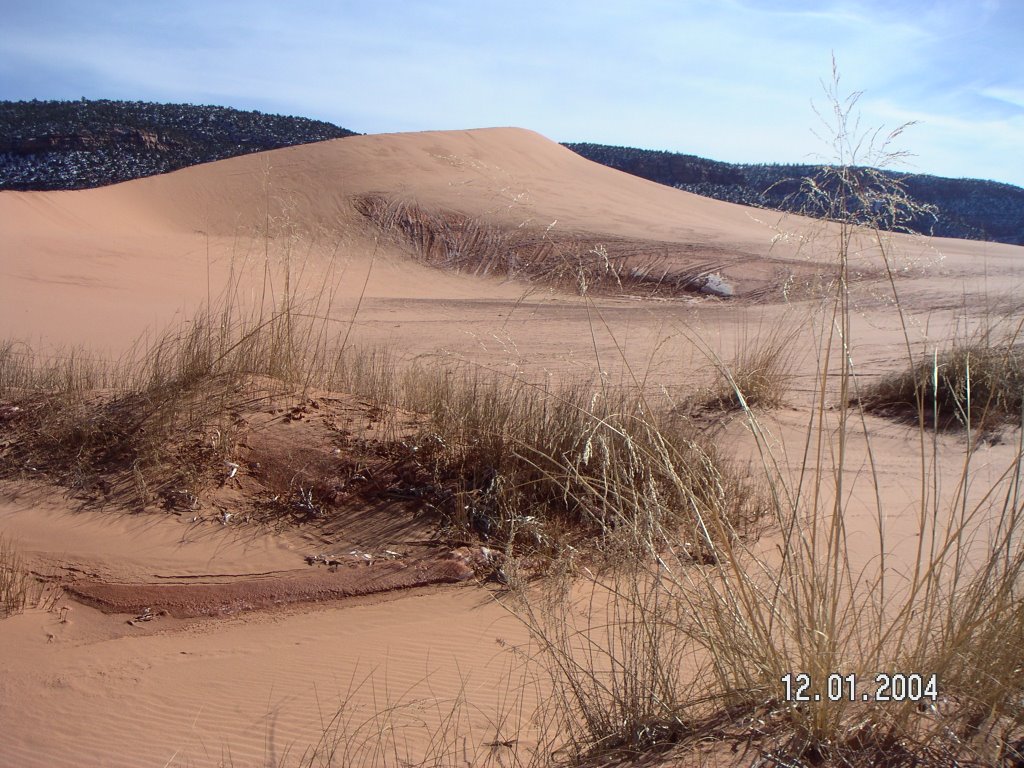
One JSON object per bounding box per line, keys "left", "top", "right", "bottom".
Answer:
{"left": 3, "top": 0, "right": 1022, "bottom": 186}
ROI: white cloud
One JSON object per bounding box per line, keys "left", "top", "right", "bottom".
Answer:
{"left": 866, "top": 97, "right": 1024, "bottom": 181}
{"left": 981, "top": 87, "right": 1024, "bottom": 110}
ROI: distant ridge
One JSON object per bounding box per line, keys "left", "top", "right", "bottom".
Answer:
{"left": 2, "top": 99, "right": 1020, "bottom": 247}
{"left": 0, "top": 99, "right": 356, "bottom": 190}
{"left": 564, "top": 142, "right": 1024, "bottom": 247}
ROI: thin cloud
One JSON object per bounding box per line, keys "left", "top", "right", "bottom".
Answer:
{"left": 981, "top": 87, "right": 1024, "bottom": 111}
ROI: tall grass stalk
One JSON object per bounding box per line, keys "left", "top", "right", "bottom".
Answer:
{"left": 509, "top": 64, "right": 1024, "bottom": 766}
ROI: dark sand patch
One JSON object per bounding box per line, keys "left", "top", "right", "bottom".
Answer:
{"left": 66, "top": 552, "right": 475, "bottom": 618}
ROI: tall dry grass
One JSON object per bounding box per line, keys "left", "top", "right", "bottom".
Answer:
{"left": 2, "top": 67, "right": 1021, "bottom": 767}
{"left": 0, "top": 534, "right": 30, "bottom": 619}
{"left": 699, "top": 316, "right": 801, "bottom": 411}
{"left": 393, "top": 364, "right": 759, "bottom": 561}
{"left": 0, "top": 244, "right": 757, "bottom": 564}
{"left": 0, "top": 299, "right": 323, "bottom": 506}
{"left": 860, "top": 322, "right": 1024, "bottom": 432}
{"left": 502, "top": 65, "right": 1024, "bottom": 767}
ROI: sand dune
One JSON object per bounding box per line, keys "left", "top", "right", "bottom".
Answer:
{"left": 2, "top": 127, "right": 799, "bottom": 240}
{"left": 3, "top": 127, "right": 1022, "bottom": 354}
{"left": 2, "top": 127, "right": 1024, "bottom": 766}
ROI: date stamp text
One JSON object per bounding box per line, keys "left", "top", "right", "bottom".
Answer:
{"left": 781, "top": 672, "right": 938, "bottom": 703}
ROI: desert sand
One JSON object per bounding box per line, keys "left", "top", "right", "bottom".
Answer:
{"left": 1, "top": 128, "right": 1022, "bottom": 766}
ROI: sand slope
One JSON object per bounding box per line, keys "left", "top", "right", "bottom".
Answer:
{"left": 0, "top": 129, "right": 840, "bottom": 348}
{"left": 3, "top": 127, "right": 1022, "bottom": 352}
{"left": 2, "top": 127, "right": 1023, "bottom": 766}
{"left": 2, "top": 127, "right": 798, "bottom": 240}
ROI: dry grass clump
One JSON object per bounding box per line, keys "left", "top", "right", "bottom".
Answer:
{"left": 356, "top": 194, "right": 728, "bottom": 297}
{"left": 1, "top": 292, "right": 760, "bottom": 563}
{"left": 0, "top": 534, "right": 29, "bottom": 618}
{"left": 508, "top": 564, "right": 732, "bottom": 764}
{"left": 0, "top": 340, "right": 116, "bottom": 394}
{"left": 395, "top": 366, "right": 761, "bottom": 561}
{"left": 0, "top": 295, "right": 340, "bottom": 508}
{"left": 700, "top": 321, "right": 799, "bottom": 411}
{"left": 356, "top": 194, "right": 634, "bottom": 294}
{"left": 859, "top": 331, "right": 1024, "bottom": 431}
{"left": 355, "top": 194, "right": 522, "bottom": 277}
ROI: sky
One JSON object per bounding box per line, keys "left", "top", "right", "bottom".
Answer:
{"left": 2, "top": 0, "right": 1022, "bottom": 187}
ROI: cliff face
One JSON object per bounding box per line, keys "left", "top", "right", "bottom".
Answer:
{"left": 0, "top": 128, "right": 170, "bottom": 153}
{"left": 0, "top": 99, "right": 356, "bottom": 190}
{"left": 565, "top": 143, "right": 1024, "bottom": 247}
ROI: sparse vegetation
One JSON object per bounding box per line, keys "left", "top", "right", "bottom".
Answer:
{"left": 860, "top": 327, "right": 1024, "bottom": 430}
{"left": 3, "top": 74, "right": 1023, "bottom": 768}
{"left": 355, "top": 194, "right": 729, "bottom": 297}
{"left": 0, "top": 535, "right": 29, "bottom": 618}
{"left": 0, "top": 300, "right": 320, "bottom": 508}
{"left": 400, "top": 365, "right": 761, "bottom": 562}
{"left": 699, "top": 319, "right": 800, "bottom": 411}
{"left": 0, "top": 270, "right": 759, "bottom": 564}
{"left": 498, "top": 67, "right": 1024, "bottom": 767}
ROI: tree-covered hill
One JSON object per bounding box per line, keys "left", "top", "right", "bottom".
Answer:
{"left": 0, "top": 99, "right": 356, "bottom": 190}
{"left": 565, "top": 142, "right": 1024, "bottom": 246}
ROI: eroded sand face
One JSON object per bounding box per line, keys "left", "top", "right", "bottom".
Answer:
{"left": 1, "top": 128, "right": 1022, "bottom": 766}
